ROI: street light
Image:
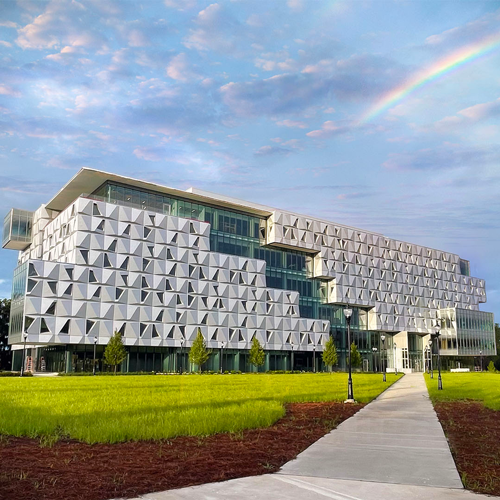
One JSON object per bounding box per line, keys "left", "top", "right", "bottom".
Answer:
{"left": 220, "top": 341, "right": 225, "bottom": 374}
{"left": 428, "top": 339, "right": 434, "bottom": 378}
{"left": 372, "top": 347, "right": 378, "bottom": 372}
{"left": 394, "top": 341, "right": 397, "bottom": 375}
{"left": 344, "top": 308, "right": 354, "bottom": 402}
{"left": 179, "top": 339, "right": 185, "bottom": 374}
{"left": 93, "top": 336, "right": 98, "bottom": 376}
{"left": 479, "top": 350, "right": 483, "bottom": 372}
{"left": 380, "top": 334, "right": 386, "bottom": 382}
{"left": 435, "top": 322, "right": 443, "bottom": 390}
{"left": 313, "top": 343, "right": 316, "bottom": 373}
{"left": 20, "top": 333, "right": 28, "bottom": 377}
{"left": 290, "top": 340, "right": 294, "bottom": 372}
{"left": 425, "top": 346, "right": 430, "bottom": 374}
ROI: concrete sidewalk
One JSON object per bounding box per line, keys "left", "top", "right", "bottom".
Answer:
{"left": 123, "top": 374, "right": 491, "bottom": 500}
{"left": 279, "top": 372, "right": 462, "bottom": 488}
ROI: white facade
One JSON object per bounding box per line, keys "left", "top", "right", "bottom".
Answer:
{"left": 3, "top": 168, "right": 495, "bottom": 370}
{"left": 14, "top": 196, "right": 329, "bottom": 350}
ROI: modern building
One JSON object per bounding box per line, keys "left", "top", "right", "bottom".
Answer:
{"left": 2, "top": 168, "right": 496, "bottom": 373}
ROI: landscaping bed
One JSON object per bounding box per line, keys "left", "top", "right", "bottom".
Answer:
{"left": 435, "top": 401, "right": 500, "bottom": 496}
{"left": 0, "top": 401, "right": 362, "bottom": 500}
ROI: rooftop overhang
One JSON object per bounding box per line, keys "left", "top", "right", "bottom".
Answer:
{"left": 45, "top": 168, "right": 274, "bottom": 218}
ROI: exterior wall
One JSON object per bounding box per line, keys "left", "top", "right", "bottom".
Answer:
{"left": 15, "top": 197, "right": 329, "bottom": 351}
{"left": 267, "top": 210, "right": 486, "bottom": 334}
{"left": 4, "top": 169, "right": 495, "bottom": 371}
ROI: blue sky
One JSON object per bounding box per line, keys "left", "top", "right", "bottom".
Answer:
{"left": 0, "top": 0, "right": 499, "bottom": 321}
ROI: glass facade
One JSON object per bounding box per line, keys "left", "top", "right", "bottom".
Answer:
{"left": 456, "top": 308, "right": 495, "bottom": 356}
{"left": 8, "top": 262, "right": 27, "bottom": 341}
{"left": 459, "top": 259, "right": 470, "bottom": 277}
{"left": 2, "top": 209, "right": 33, "bottom": 249}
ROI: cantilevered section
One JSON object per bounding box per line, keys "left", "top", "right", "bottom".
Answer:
{"left": 2, "top": 209, "right": 33, "bottom": 250}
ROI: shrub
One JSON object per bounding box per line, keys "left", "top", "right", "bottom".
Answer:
{"left": 487, "top": 361, "right": 497, "bottom": 373}
{"left": 0, "top": 371, "right": 33, "bottom": 377}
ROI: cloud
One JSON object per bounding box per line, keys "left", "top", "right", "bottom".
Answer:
{"left": 337, "top": 192, "right": 366, "bottom": 200}
{"left": 424, "top": 9, "right": 500, "bottom": 48}
{"left": 120, "top": 94, "right": 217, "bottom": 134}
{"left": 220, "top": 55, "right": 406, "bottom": 117}
{"left": 383, "top": 143, "right": 500, "bottom": 171}
{"left": 0, "top": 175, "right": 59, "bottom": 194}
{"left": 15, "top": 2, "right": 108, "bottom": 50}
{"left": 275, "top": 119, "right": 307, "bottom": 128}
{"left": 433, "top": 97, "right": 500, "bottom": 132}
{"left": 254, "top": 145, "right": 293, "bottom": 156}
{"left": 0, "top": 117, "right": 84, "bottom": 139}
{"left": 127, "top": 29, "right": 149, "bottom": 47}
{"left": 166, "top": 53, "right": 199, "bottom": 82}
{"left": 45, "top": 45, "right": 85, "bottom": 64}
{"left": 0, "top": 41, "right": 12, "bottom": 47}
{"left": 459, "top": 98, "right": 500, "bottom": 121}
{"left": 306, "top": 120, "right": 351, "bottom": 138}
{"left": 0, "top": 85, "right": 21, "bottom": 97}
{"left": 133, "top": 146, "right": 165, "bottom": 162}
{"left": 184, "top": 3, "right": 241, "bottom": 54}
{"left": 0, "top": 21, "right": 18, "bottom": 28}
{"left": 287, "top": 0, "right": 304, "bottom": 12}
{"left": 164, "top": 0, "right": 197, "bottom": 10}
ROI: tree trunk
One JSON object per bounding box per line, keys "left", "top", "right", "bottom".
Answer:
{"left": 114, "top": 364, "right": 117, "bottom": 375}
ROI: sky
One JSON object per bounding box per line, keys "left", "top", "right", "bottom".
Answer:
{"left": 0, "top": 0, "right": 499, "bottom": 322}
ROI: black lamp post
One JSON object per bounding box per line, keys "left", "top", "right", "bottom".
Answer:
{"left": 381, "top": 334, "right": 386, "bottom": 382}
{"left": 313, "top": 343, "right": 316, "bottom": 373}
{"left": 428, "top": 339, "right": 434, "bottom": 378}
{"left": 394, "top": 341, "right": 397, "bottom": 375}
{"left": 93, "top": 335, "right": 98, "bottom": 375}
{"left": 344, "top": 308, "right": 354, "bottom": 401}
{"left": 220, "top": 341, "right": 225, "bottom": 374}
{"left": 20, "top": 332, "right": 28, "bottom": 377}
{"left": 435, "top": 322, "right": 443, "bottom": 390}
{"left": 179, "top": 339, "right": 184, "bottom": 374}
{"left": 290, "top": 341, "right": 294, "bottom": 371}
{"left": 372, "top": 347, "right": 378, "bottom": 372}
{"left": 480, "top": 350, "right": 483, "bottom": 372}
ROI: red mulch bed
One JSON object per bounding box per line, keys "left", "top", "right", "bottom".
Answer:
{"left": 0, "top": 402, "right": 362, "bottom": 500}
{"left": 435, "top": 401, "right": 500, "bottom": 496}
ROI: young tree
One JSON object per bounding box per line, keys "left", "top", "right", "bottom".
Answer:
{"left": 350, "top": 342, "right": 362, "bottom": 368}
{"left": 487, "top": 361, "right": 497, "bottom": 373}
{"left": 189, "top": 329, "right": 211, "bottom": 372}
{"left": 104, "top": 330, "right": 127, "bottom": 374}
{"left": 322, "top": 336, "right": 338, "bottom": 372}
{"left": 249, "top": 337, "right": 265, "bottom": 370}
{"left": 0, "top": 299, "right": 11, "bottom": 371}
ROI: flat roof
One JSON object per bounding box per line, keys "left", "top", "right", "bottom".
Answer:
{"left": 46, "top": 168, "right": 385, "bottom": 236}
{"left": 46, "top": 168, "right": 274, "bottom": 217}
{"left": 45, "top": 168, "right": 469, "bottom": 259}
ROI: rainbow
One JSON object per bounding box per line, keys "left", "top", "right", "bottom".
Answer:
{"left": 359, "top": 33, "right": 500, "bottom": 124}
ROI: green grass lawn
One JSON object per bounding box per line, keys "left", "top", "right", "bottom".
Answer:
{"left": 0, "top": 373, "right": 400, "bottom": 443}
{"left": 425, "top": 372, "right": 500, "bottom": 410}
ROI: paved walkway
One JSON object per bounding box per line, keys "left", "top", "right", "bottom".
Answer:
{"left": 123, "top": 374, "right": 492, "bottom": 500}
